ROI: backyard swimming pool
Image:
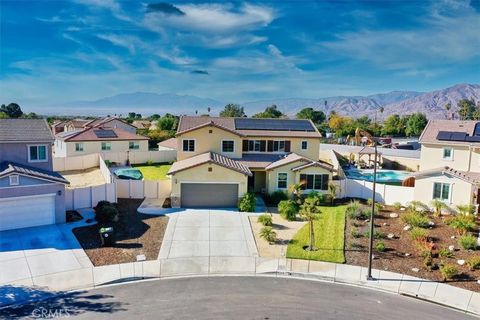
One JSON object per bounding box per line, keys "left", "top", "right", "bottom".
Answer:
{"left": 344, "top": 167, "right": 410, "bottom": 184}
{"left": 114, "top": 168, "right": 144, "bottom": 180}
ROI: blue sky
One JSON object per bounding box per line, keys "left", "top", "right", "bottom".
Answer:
{"left": 1, "top": 0, "right": 479, "bottom": 108}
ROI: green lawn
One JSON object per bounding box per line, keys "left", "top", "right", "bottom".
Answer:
{"left": 286, "top": 205, "right": 346, "bottom": 263}
{"left": 132, "top": 163, "right": 172, "bottom": 180}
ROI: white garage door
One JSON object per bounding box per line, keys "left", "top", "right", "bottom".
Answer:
{"left": 0, "top": 194, "right": 56, "bottom": 231}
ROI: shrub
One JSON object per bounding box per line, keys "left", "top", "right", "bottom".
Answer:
{"left": 258, "top": 214, "right": 273, "bottom": 226}
{"left": 146, "top": 159, "right": 154, "bottom": 166}
{"left": 430, "top": 199, "right": 446, "bottom": 217}
{"left": 409, "top": 227, "right": 429, "bottom": 242}
{"left": 375, "top": 242, "right": 386, "bottom": 252}
{"left": 265, "top": 190, "right": 288, "bottom": 206}
{"left": 438, "top": 248, "right": 454, "bottom": 258}
{"left": 260, "top": 226, "right": 277, "bottom": 244}
{"left": 238, "top": 192, "right": 256, "bottom": 212}
{"left": 350, "top": 242, "right": 362, "bottom": 250}
{"left": 393, "top": 202, "right": 402, "bottom": 210}
{"left": 407, "top": 200, "right": 428, "bottom": 214}
{"left": 459, "top": 235, "right": 478, "bottom": 250}
{"left": 456, "top": 204, "right": 475, "bottom": 216}
{"left": 440, "top": 264, "right": 458, "bottom": 281}
{"left": 95, "top": 202, "right": 119, "bottom": 225}
{"left": 364, "top": 230, "right": 386, "bottom": 239}
{"left": 423, "top": 254, "right": 433, "bottom": 271}
{"left": 104, "top": 160, "right": 112, "bottom": 167}
{"left": 307, "top": 191, "right": 325, "bottom": 203}
{"left": 401, "top": 212, "right": 429, "bottom": 228}
{"left": 351, "top": 227, "right": 361, "bottom": 238}
{"left": 445, "top": 215, "right": 476, "bottom": 235}
{"left": 346, "top": 201, "right": 362, "bottom": 219}
{"left": 467, "top": 256, "right": 480, "bottom": 270}
{"left": 278, "top": 200, "right": 298, "bottom": 221}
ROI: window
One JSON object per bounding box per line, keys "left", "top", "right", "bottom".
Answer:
{"left": 9, "top": 175, "right": 19, "bottom": 186}
{"left": 272, "top": 141, "right": 285, "bottom": 152}
{"left": 277, "top": 173, "right": 288, "bottom": 189}
{"left": 222, "top": 140, "right": 235, "bottom": 153}
{"left": 248, "top": 140, "right": 261, "bottom": 152}
{"left": 75, "top": 143, "right": 84, "bottom": 152}
{"left": 300, "top": 174, "right": 329, "bottom": 190}
{"left": 443, "top": 148, "right": 453, "bottom": 160}
{"left": 433, "top": 182, "right": 450, "bottom": 201}
{"left": 129, "top": 141, "right": 140, "bottom": 150}
{"left": 101, "top": 142, "right": 111, "bottom": 151}
{"left": 301, "top": 141, "right": 308, "bottom": 150}
{"left": 182, "top": 139, "right": 195, "bottom": 152}
{"left": 28, "top": 145, "right": 47, "bottom": 161}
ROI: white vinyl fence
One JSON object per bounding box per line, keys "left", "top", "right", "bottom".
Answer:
{"left": 53, "top": 153, "right": 99, "bottom": 171}
{"left": 116, "top": 179, "right": 172, "bottom": 199}
{"left": 65, "top": 183, "right": 117, "bottom": 210}
{"left": 344, "top": 178, "right": 414, "bottom": 205}
{"left": 99, "top": 155, "right": 113, "bottom": 183}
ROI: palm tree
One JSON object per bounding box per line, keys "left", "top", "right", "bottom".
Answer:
{"left": 430, "top": 199, "right": 446, "bottom": 217}
{"left": 445, "top": 103, "right": 451, "bottom": 120}
{"left": 299, "top": 196, "right": 322, "bottom": 251}
{"left": 207, "top": 107, "right": 211, "bottom": 114}
{"left": 328, "top": 183, "right": 338, "bottom": 205}
{"left": 289, "top": 183, "right": 304, "bottom": 206}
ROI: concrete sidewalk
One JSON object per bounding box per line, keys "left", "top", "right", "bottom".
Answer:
{"left": 2, "top": 256, "right": 480, "bottom": 316}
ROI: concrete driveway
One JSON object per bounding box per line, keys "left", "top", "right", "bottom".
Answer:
{"left": 159, "top": 209, "right": 258, "bottom": 259}
{"left": 0, "top": 223, "right": 92, "bottom": 286}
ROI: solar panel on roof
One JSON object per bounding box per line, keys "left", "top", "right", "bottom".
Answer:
{"left": 234, "top": 118, "right": 315, "bottom": 131}
{"left": 436, "top": 131, "right": 452, "bottom": 141}
{"left": 94, "top": 129, "right": 117, "bottom": 138}
{"left": 474, "top": 123, "right": 480, "bottom": 137}
{"left": 451, "top": 132, "right": 467, "bottom": 141}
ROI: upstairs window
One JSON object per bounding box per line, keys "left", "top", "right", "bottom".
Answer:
{"left": 75, "top": 143, "right": 84, "bottom": 152}
{"left": 301, "top": 141, "right": 308, "bottom": 150}
{"left": 442, "top": 148, "right": 453, "bottom": 160}
{"left": 182, "top": 139, "right": 195, "bottom": 152}
{"left": 129, "top": 141, "right": 140, "bottom": 150}
{"left": 248, "top": 140, "right": 262, "bottom": 152}
{"left": 101, "top": 142, "right": 111, "bottom": 151}
{"left": 29, "top": 145, "right": 47, "bottom": 162}
{"left": 272, "top": 141, "right": 285, "bottom": 152}
{"left": 222, "top": 140, "right": 235, "bottom": 153}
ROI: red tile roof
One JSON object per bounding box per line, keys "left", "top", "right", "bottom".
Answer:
{"left": 419, "top": 120, "right": 479, "bottom": 145}
{"left": 411, "top": 166, "right": 480, "bottom": 184}
{"left": 158, "top": 138, "right": 177, "bottom": 150}
{"left": 167, "top": 152, "right": 252, "bottom": 176}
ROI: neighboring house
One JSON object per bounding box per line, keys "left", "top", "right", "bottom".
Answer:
{"left": 158, "top": 138, "right": 177, "bottom": 151}
{"left": 54, "top": 126, "right": 149, "bottom": 157}
{"left": 132, "top": 120, "right": 151, "bottom": 129}
{"left": 167, "top": 116, "right": 334, "bottom": 208}
{"left": 411, "top": 120, "right": 480, "bottom": 209}
{"left": 51, "top": 120, "right": 67, "bottom": 134}
{"left": 63, "top": 117, "right": 137, "bottom": 134}
{"left": 0, "top": 119, "right": 69, "bottom": 231}
{"left": 64, "top": 119, "right": 92, "bottom": 132}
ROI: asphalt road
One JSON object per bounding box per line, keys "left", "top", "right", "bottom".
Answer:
{"left": 2, "top": 276, "right": 476, "bottom": 320}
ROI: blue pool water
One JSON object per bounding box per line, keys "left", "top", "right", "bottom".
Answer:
{"left": 344, "top": 168, "right": 409, "bottom": 183}
{"left": 114, "top": 168, "right": 143, "bottom": 180}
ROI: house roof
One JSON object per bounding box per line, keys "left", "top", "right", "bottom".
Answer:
{"left": 265, "top": 153, "right": 310, "bottom": 170}
{"left": 58, "top": 126, "right": 148, "bottom": 142}
{"left": 158, "top": 137, "right": 177, "bottom": 150}
{"left": 419, "top": 120, "right": 480, "bottom": 145}
{"left": 358, "top": 146, "right": 382, "bottom": 155}
{"left": 0, "top": 161, "right": 69, "bottom": 184}
{"left": 410, "top": 166, "right": 480, "bottom": 185}
{"left": 167, "top": 152, "right": 252, "bottom": 176}
{"left": 291, "top": 160, "right": 335, "bottom": 172}
{"left": 85, "top": 117, "right": 136, "bottom": 129}
{"left": 0, "top": 119, "right": 54, "bottom": 143}
{"left": 237, "top": 154, "right": 287, "bottom": 169}
{"left": 132, "top": 120, "right": 152, "bottom": 129}
{"left": 65, "top": 119, "right": 91, "bottom": 129}
{"left": 176, "top": 116, "right": 321, "bottom": 138}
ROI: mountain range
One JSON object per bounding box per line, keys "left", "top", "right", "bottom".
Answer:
{"left": 60, "top": 83, "right": 479, "bottom": 119}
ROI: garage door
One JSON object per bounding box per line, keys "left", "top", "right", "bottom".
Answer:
{"left": 181, "top": 183, "right": 239, "bottom": 208}
{"left": 0, "top": 194, "right": 55, "bottom": 231}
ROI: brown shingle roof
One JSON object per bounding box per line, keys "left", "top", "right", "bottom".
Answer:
{"left": 419, "top": 120, "right": 479, "bottom": 145}
{"left": 411, "top": 166, "right": 480, "bottom": 184}
{"left": 158, "top": 138, "right": 177, "bottom": 150}
{"left": 61, "top": 126, "right": 148, "bottom": 142}
{"left": 168, "top": 152, "right": 252, "bottom": 176}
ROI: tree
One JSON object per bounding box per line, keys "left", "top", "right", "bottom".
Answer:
{"left": 128, "top": 112, "right": 136, "bottom": 119}
{"left": 289, "top": 183, "right": 303, "bottom": 206}
{"left": 150, "top": 114, "right": 161, "bottom": 120}
{"left": 135, "top": 113, "right": 142, "bottom": 119}
{"left": 219, "top": 104, "right": 245, "bottom": 117}
{"left": 327, "top": 183, "right": 338, "bottom": 205}
{"left": 328, "top": 114, "right": 355, "bottom": 137}
{"left": 157, "top": 114, "right": 178, "bottom": 131}
{"left": 296, "top": 107, "right": 326, "bottom": 124}
{"left": 0, "top": 103, "right": 23, "bottom": 118}
{"left": 299, "top": 196, "right": 322, "bottom": 251}
{"left": 405, "top": 113, "right": 427, "bottom": 137}
{"left": 445, "top": 103, "right": 452, "bottom": 120}
{"left": 253, "top": 105, "right": 284, "bottom": 118}
{"left": 0, "top": 112, "right": 8, "bottom": 119}
{"left": 382, "top": 114, "right": 403, "bottom": 136}
{"left": 457, "top": 98, "right": 476, "bottom": 120}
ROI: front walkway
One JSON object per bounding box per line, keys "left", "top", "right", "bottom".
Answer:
{"left": 159, "top": 209, "right": 258, "bottom": 259}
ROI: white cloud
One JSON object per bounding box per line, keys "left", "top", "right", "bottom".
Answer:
{"left": 74, "top": 0, "right": 131, "bottom": 22}
{"left": 97, "top": 34, "right": 137, "bottom": 54}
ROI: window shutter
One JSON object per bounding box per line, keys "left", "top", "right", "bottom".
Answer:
{"left": 242, "top": 140, "right": 248, "bottom": 152}
{"left": 285, "top": 140, "right": 291, "bottom": 152}
{"left": 260, "top": 140, "right": 266, "bottom": 152}
{"left": 322, "top": 174, "right": 329, "bottom": 190}
{"left": 267, "top": 140, "right": 273, "bottom": 152}
{"left": 300, "top": 174, "right": 307, "bottom": 190}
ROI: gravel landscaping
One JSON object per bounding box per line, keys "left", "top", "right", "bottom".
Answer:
{"left": 73, "top": 199, "right": 168, "bottom": 266}
{"left": 61, "top": 168, "right": 106, "bottom": 188}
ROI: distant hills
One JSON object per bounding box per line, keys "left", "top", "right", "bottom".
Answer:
{"left": 61, "top": 83, "right": 479, "bottom": 119}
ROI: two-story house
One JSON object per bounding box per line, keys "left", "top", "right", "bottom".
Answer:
{"left": 54, "top": 119, "right": 148, "bottom": 157}
{"left": 167, "top": 116, "right": 334, "bottom": 208}
{"left": 0, "top": 119, "right": 69, "bottom": 231}
{"left": 412, "top": 120, "right": 480, "bottom": 209}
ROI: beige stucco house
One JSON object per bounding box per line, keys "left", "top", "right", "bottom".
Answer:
{"left": 411, "top": 120, "right": 480, "bottom": 210}
{"left": 167, "top": 116, "right": 334, "bottom": 208}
